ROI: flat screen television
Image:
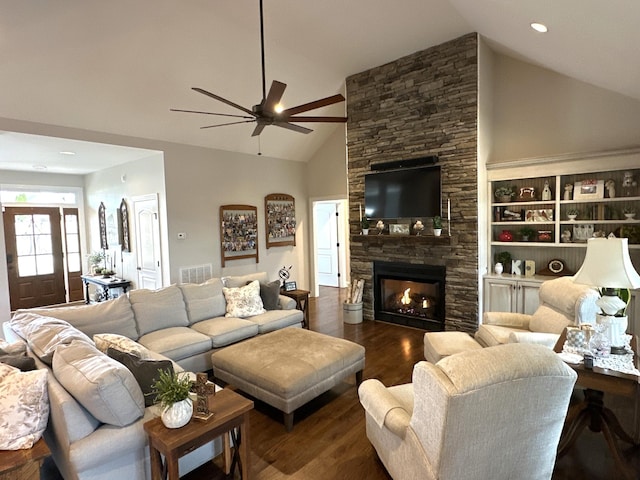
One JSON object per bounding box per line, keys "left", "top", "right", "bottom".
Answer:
{"left": 364, "top": 165, "right": 441, "bottom": 219}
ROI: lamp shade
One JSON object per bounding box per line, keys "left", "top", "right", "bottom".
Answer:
{"left": 573, "top": 238, "right": 640, "bottom": 289}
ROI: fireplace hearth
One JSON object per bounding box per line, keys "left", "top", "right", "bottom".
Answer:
{"left": 373, "top": 261, "right": 445, "bottom": 330}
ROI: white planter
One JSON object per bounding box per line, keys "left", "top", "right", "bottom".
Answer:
{"left": 343, "top": 302, "right": 363, "bottom": 324}
{"left": 161, "top": 398, "right": 193, "bottom": 429}
{"left": 362, "top": 229, "right": 369, "bottom": 235}
{"left": 433, "top": 228, "right": 442, "bottom": 237}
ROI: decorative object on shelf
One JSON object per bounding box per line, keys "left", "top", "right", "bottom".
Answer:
{"left": 98, "top": 202, "right": 108, "bottom": 250}
{"left": 361, "top": 216, "right": 370, "bottom": 235}
{"left": 566, "top": 208, "right": 579, "bottom": 220}
{"left": 622, "top": 171, "right": 637, "bottom": 197}
{"left": 573, "top": 224, "right": 594, "bottom": 242}
{"left": 498, "top": 230, "right": 513, "bottom": 242}
{"left": 563, "top": 183, "right": 573, "bottom": 200}
{"left": 605, "top": 179, "right": 616, "bottom": 198}
{"left": 192, "top": 372, "right": 215, "bottom": 422}
{"left": 278, "top": 265, "right": 292, "bottom": 286}
{"left": 88, "top": 251, "right": 106, "bottom": 275}
{"left": 541, "top": 180, "right": 552, "bottom": 201}
{"left": 432, "top": 216, "right": 442, "bottom": 236}
{"left": 561, "top": 229, "right": 572, "bottom": 243}
{"left": 525, "top": 209, "right": 553, "bottom": 222}
{"left": 494, "top": 251, "right": 512, "bottom": 274}
{"left": 151, "top": 369, "right": 194, "bottom": 429}
{"left": 573, "top": 179, "right": 604, "bottom": 200}
{"left": 519, "top": 226, "right": 536, "bottom": 241}
{"left": 265, "top": 194, "right": 296, "bottom": 248}
{"left": 573, "top": 237, "right": 640, "bottom": 355}
{"left": 537, "top": 230, "right": 553, "bottom": 242}
{"left": 413, "top": 220, "right": 424, "bottom": 235}
{"left": 623, "top": 207, "right": 636, "bottom": 220}
{"left": 390, "top": 224, "right": 410, "bottom": 235}
{"left": 494, "top": 185, "right": 515, "bottom": 203}
{"left": 219, "top": 204, "right": 258, "bottom": 267}
{"left": 517, "top": 187, "right": 536, "bottom": 201}
{"left": 118, "top": 199, "right": 130, "bottom": 252}
{"left": 620, "top": 225, "right": 640, "bottom": 244}
{"left": 375, "top": 220, "right": 385, "bottom": 235}
{"left": 494, "top": 262, "right": 503, "bottom": 275}
{"left": 511, "top": 259, "right": 522, "bottom": 276}
{"left": 589, "top": 320, "right": 611, "bottom": 357}
{"left": 538, "top": 258, "right": 573, "bottom": 276}
{"left": 500, "top": 208, "right": 522, "bottom": 221}
{"left": 524, "top": 260, "right": 536, "bottom": 277}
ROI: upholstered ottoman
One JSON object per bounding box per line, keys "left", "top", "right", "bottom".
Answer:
{"left": 423, "top": 331, "right": 483, "bottom": 363}
{"left": 211, "top": 328, "right": 365, "bottom": 431}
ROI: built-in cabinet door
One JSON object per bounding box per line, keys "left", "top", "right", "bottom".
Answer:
{"left": 517, "top": 280, "right": 542, "bottom": 315}
{"left": 484, "top": 277, "right": 516, "bottom": 312}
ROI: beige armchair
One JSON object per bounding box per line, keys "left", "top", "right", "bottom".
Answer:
{"left": 476, "top": 276, "right": 599, "bottom": 348}
{"left": 359, "top": 343, "right": 577, "bottom": 480}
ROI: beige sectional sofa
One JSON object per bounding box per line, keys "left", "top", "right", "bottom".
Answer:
{"left": 2, "top": 272, "right": 303, "bottom": 480}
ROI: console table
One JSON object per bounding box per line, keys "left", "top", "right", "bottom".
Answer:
{"left": 280, "top": 288, "right": 310, "bottom": 329}
{"left": 81, "top": 275, "right": 131, "bottom": 304}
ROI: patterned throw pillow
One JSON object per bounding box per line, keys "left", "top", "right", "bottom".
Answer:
{"left": 93, "top": 333, "right": 151, "bottom": 359}
{"left": 0, "top": 363, "right": 49, "bottom": 450}
{"left": 223, "top": 280, "right": 266, "bottom": 318}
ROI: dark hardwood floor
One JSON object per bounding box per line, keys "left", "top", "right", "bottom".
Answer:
{"left": 43, "top": 286, "right": 640, "bottom": 479}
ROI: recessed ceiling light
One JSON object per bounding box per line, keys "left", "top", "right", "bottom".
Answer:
{"left": 59, "top": 151, "right": 76, "bottom": 155}
{"left": 531, "top": 22, "right": 548, "bottom": 33}
{"left": 32, "top": 164, "right": 47, "bottom": 171}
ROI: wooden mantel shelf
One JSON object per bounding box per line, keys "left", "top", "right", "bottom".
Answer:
{"left": 352, "top": 234, "right": 451, "bottom": 245}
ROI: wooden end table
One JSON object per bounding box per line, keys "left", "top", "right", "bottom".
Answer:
{"left": 280, "top": 288, "right": 310, "bottom": 329}
{"left": 554, "top": 330, "right": 639, "bottom": 480}
{"left": 0, "top": 438, "right": 50, "bottom": 480}
{"left": 144, "top": 388, "right": 253, "bottom": 480}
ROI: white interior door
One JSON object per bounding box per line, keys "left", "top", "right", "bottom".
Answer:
{"left": 315, "top": 202, "right": 339, "bottom": 287}
{"left": 133, "top": 194, "right": 162, "bottom": 290}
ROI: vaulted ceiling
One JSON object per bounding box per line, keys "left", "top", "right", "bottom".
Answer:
{"left": 0, "top": 0, "right": 638, "bottom": 173}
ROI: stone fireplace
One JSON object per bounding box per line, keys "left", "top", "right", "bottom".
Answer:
{"left": 374, "top": 261, "right": 445, "bottom": 330}
{"left": 346, "top": 33, "right": 479, "bottom": 332}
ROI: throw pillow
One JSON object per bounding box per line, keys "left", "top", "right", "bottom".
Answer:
{"left": 53, "top": 340, "right": 144, "bottom": 427}
{"left": 0, "top": 339, "right": 26, "bottom": 355}
{"left": 107, "top": 347, "right": 174, "bottom": 407}
{"left": 0, "top": 353, "right": 36, "bottom": 371}
{"left": 258, "top": 280, "right": 282, "bottom": 311}
{"left": 93, "top": 333, "right": 151, "bottom": 359}
{"left": 0, "top": 363, "right": 49, "bottom": 450}
{"left": 222, "top": 280, "right": 266, "bottom": 318}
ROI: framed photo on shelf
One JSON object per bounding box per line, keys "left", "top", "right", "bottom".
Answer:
{"left": 265, "top": 194, "right": 296, "bottom": 248}
{"left": 220, "top": 205, "right": 259, "bottom": 267}
{"left": 390, "top": 224, "right": 410, "bottom": 235}
{"left": 525, "top": 209, "right": 553, "bottom": 222}
{"left": 573, "top": 179, "right": 604, "bottom": 200}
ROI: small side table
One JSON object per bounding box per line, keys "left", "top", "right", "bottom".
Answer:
{"left": 144, "top": 388, "right": 253, "bottom": 480}
{"left": 0, "top": 438, "right": 50, "bottom": 480}
{"left": 280, "top": 289, "right": 310, "bottom": 329}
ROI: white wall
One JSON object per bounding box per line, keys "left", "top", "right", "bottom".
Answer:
{"left": 491, "top": 54, "right": 640, "bottom": 162}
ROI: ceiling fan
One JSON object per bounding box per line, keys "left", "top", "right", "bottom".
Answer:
{"left": 171, "top": 0, "right": 347, "bottom": 137}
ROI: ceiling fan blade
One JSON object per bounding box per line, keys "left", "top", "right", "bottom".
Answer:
{"left": 192, "top": 87, "right": 256, "bottom": 116}
{"left": 263, "top": 80, "right": 287, "bottom": 113}
{"left": 252, "top": 123, "right": 267, "bottom": 137}
{"left": 286, "top": 116, "right": 347, "bottom": 123}
{"left": 281, "top": 94, "right": 345, "bottom": 116}
{"left": 274, "top": 121, "right": 313, "bottom": 134}
{"left": 200, "top": 120, "right": 256, "bottom": 129}
{"left": 170, "top": 108, "right": 254, "bottom": 119}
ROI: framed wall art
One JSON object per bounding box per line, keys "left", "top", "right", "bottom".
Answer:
{"left": 98, "top": 202, "right": 108, "bottom": 250}
{"left": 220, "top": 205, "right": 259, "bottom": 267}
{"left": 118, "top": 198, "right": 130, "bottom": 252}
{"left": 265, "top": 193, "right": 296, "bottom": 248}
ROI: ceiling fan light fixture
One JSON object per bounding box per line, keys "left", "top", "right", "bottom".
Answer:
{"left": 274, "top": 103, "right": 284, "bottom": 114}
{"left": 530, "top": 22, "right": 548, "bottom": 33}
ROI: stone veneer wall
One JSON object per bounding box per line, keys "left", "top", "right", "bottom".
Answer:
{"left": 346, "top": 33, "right": 479, "bottom": 332}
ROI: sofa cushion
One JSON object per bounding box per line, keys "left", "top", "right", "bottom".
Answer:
{"left": 138, "top": 327, "right": 212, "bottom": 362}
{"left": 223, "top": 280, "right": 266, "bottom": 318}
{"left": 191, "top": 317, "right": 259, "bottom": 348}
{"left": 0, "top": 353, "right": 36, "bottom": 371}
{"left": 0, "top": 339, "right": 26, "bottom": 355}
{"left": 129, "top": 285, "right": 189, "bottom": 336}
{"left": 529, "top": 304, "right": 573, "bottom": 334}
{"left": 52, "top": 340, "right": 145, "bottom": 427}
{"left": 0, "top": 363, "right": 49, "bottom": 450}
{"left": 93, "top": 333, "right": 152, "bottom": 359}
{"left": 259, "top": 280, "right": 282, "bottom": 311}
{"left": 15, "top": 295, "right": 138, "bottom": 340}
{"left": 222, "top": 271, "right": 269, "bottom": 288}
{"left": 245, "top": 309, "right": 303, "bottom": 334}
{"left": 107, "top": 347, "right": 174, "bottom": 407}
{"left": 475, "top": 324, "right": 530, "bottom": 347}
{"left": 9, "top": 313, "right": 94, "bottom": 365}
{"left": 178, "top": 278, "right": 226, "bottom": 324}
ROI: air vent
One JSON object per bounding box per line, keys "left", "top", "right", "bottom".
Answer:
{"left": 179, "top": 264, "right": 213, "bottom": 284}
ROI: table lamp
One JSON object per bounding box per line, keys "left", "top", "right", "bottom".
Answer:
{"left": 573, "top": 237, "right": 640, "bottom": 354}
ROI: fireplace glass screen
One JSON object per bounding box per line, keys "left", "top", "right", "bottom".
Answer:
{"left": 380, "top": 279, "right": 439, "bottom": 320}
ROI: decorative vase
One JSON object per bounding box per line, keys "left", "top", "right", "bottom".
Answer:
{"left": 362, "top": 229, "right": 369, "bottom": 235}
{"left": 567, "top": 214, "right": 577, "bottom": 221}
{"left": 161, "top": 398, "right": 193, "bottom": 429}
{"left": 498, "top": 230, "right": 513, "bottom": 242}
{"left": 499, "top": 195, "right": 512, "bottom": 203}
{"left": 624, "top": 213, "right": 636, "bottom": 220}
{"left": 589, "top": 320, "right": 611, "bottom": 358}
{"left": 494, "top": 262, "right": 503, "bottom": 275}
{"left": 433, "top": 228, "right": 442, "bottom": 237}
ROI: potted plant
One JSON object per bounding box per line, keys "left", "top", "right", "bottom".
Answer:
{"left": 494, "top": 251, "right": 512, "bottom": 274}
{"left": 623, "top": 207, "right": 636, "bottom": 219}
{"left": 88, "top": 251, "right": 105, "bottom": 274}
{"left": 361, "top": 216, "right": 370, "bottom": 235}
{"left": 567, "top": 208, "right": 579, "bottom": 221}
{"left": 432, "top": 216, "right": 443, "bottom": 236}
{"left": 519, "top": 226, "right": 536, "bottom": 241}
{"left": 151, "top": 369, "right": 194, "bottom": 429}
{"left": 494, "top": 186, "right": 515, "bottom": 203}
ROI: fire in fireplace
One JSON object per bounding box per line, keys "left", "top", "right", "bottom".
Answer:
{"left": 374, "top": 261, "right": 445, "bottom": 330}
